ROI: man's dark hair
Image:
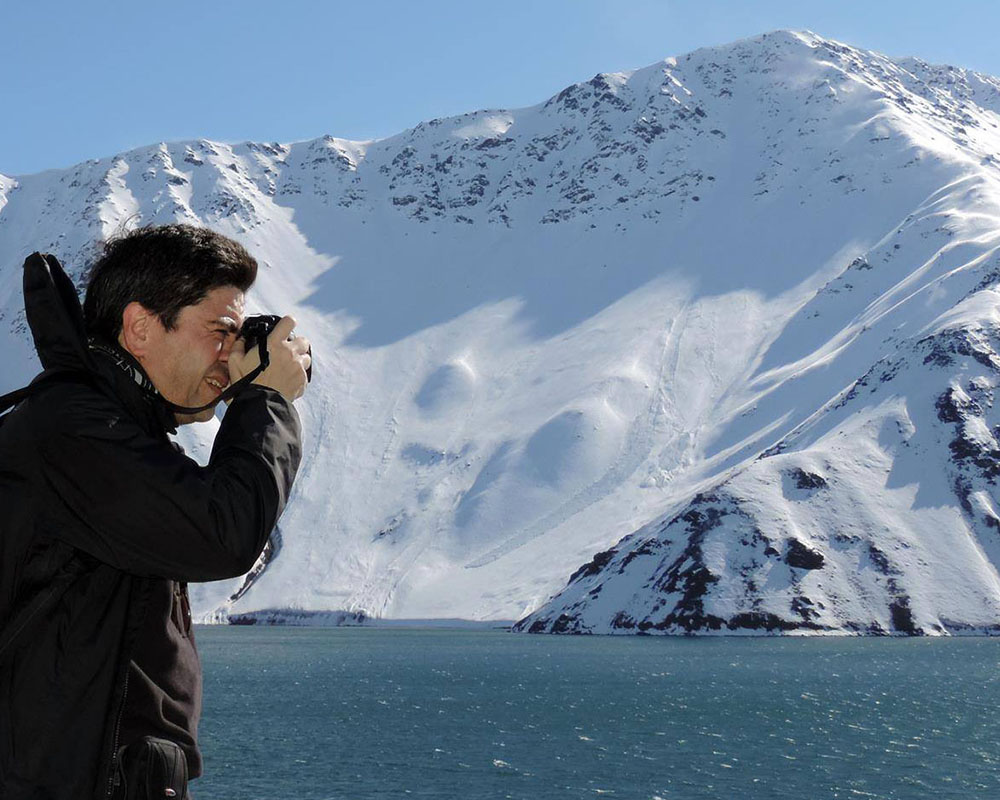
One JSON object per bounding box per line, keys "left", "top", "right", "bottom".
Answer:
{"left": 84, "top": 224, "right": 258, "bottom": 341}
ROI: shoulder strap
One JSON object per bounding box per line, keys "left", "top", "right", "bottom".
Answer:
{"left": 162, "top": 337, "right": 272, "bottom": 416}
{"left": 0, "top": 383, "right": 36, "bottom": 415}
{"left": 0, "top": 368, "right": 95, "bottom": 419}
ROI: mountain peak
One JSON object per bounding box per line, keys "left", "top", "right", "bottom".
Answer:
{"left": 5, "top": 33, "right": 1000, "bottom": 631}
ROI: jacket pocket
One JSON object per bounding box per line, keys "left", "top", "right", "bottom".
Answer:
{"left": 171, "top": 583, "right": 192, "bottom": 638}
{"left": 114, "top": 736, "right": 188, "bottom": 799}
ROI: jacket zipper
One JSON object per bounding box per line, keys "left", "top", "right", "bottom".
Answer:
{"left": 176, "top": 582, "right": 192, "bottom": 637}
{"left": 104, "top": 661, "right": 132, "bottom": 798}
{"left": 105, "top": 665, "right": 131, "bottom": 799}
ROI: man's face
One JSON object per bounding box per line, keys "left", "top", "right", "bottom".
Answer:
{"left": 126, "top": 286, "right": 246, "bottom": 424}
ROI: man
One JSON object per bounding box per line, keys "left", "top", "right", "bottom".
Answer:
{"left": 0, "top": 224, "right": 310, "bottom": 798}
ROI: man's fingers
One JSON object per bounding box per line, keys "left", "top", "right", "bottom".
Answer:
{"left": 226, "top": 333, "right": 251, "bottom": 385}
{"left": 269, "top": 315, "right": 297, "bottom": 344}
{"left": 241, "top": 315, "right": 311, "bottom": 401}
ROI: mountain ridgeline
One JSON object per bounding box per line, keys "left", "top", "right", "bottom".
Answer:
{"left": 3, "top": 31, "right": 1000, "bottom": 634}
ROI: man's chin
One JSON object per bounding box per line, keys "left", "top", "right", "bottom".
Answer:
{"left": 174, "top": 407, "right": 217, "bottom": 426}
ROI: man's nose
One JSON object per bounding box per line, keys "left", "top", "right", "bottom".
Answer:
{"left": 219, "top": 336, "right": 236, "bottom": 363}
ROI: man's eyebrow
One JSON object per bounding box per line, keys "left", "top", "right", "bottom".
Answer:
{"left": 208, "top": 317, "right": 241, "bottom": 333}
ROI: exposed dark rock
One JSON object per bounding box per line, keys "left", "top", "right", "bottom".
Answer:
{"left": 789, "top": 467, "right": 828, "bottom": 490}
{"left": 611, "top": 611, "right": 636, "bottom": 630}
{"left": 228, "top": 609, "right": 367, "bottom": 626}
{"left": 476, "top": 137, "right": 512, "bottom": 150}
{"left": 971, "top": 264, "right": 1000, "bottom": 294}
{"left": 633, "top": 118, "right": 666, "bottom": 144}
{"left": 936, "top": 385, "right": 1000, "bottom": 480}
{"left": 867, "top": 543, "right": 897, "bottom": 575}
{"left": 889, "top": 595, "right": 920, "bottom": 634}
{"left": 786, "top": 538, "right": 825, "bottom": 570}
{"left": 831, "top": 359, "right": 885, "bottom": 409}
{"left": 948, "top": 435, "right": 1000, "bottom": 478}
{"left": 618, "top": 539, "right": 663, "bottom": 572}
{"left": 641, "top": 495, "right": 738, "bottom": 632}
{"left": 550, "top": 613, "right": 581, "bottom": 634}
{"left": 726, "top": 611, "right": 824, "bottom": 632}
{"left": 567, "top": 547, "right": 617, "bottom": 583}
{"left": 790, "top": 595, "right": 819, "bottom": 622}
{"left": 935, "top": 389, "right": 964, "bottom": 423}
{"left": 954, "top": 476, "right": 975, "bottom": 517}
{"left": 228, "top": 527, "right": 283, "bottom": 604}
{"left": 920, "top": 327, "right": 1000, "bottom": 371}
{"left": 758, "top": 441, "right": 788, "bottom": 459}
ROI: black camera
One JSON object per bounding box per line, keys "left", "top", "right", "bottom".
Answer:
{"left": 239, "top": 314, "right": 282, "bottom": 352}
{"left": 239, "top": 314, "right": 312, "bottom": 382}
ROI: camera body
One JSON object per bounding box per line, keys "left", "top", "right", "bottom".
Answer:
{"left": 238, "top": 314, "right": 282, "bottom": 353}
{"left": 239, "top": 314, "right": 312, "bottom": 381}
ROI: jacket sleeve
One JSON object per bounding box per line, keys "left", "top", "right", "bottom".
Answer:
{"left": 32, "top": 384, "right": 302, "bottom": 582}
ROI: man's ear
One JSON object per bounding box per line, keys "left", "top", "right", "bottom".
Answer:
{"left": 119, "top": 301, "right": 156, "bottom": 359}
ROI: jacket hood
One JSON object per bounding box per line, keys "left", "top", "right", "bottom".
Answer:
{"left": 21, "top": 252, "right": 177, "bottom": 434}
{"left": 22, "top": 252, "right": 93, "bottom": 372}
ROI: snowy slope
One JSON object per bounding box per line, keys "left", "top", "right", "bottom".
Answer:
{"left": 4, "top": 31, "right": 1000, "bottom": 632}
{"left": 515, "top": 38, "right": 1000, "bottom": 635}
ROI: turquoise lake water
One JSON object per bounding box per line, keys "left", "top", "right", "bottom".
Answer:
{"left": 192, "top": 627, "right": 1000, "bottom": 799}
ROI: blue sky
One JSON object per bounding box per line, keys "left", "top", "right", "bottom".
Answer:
{"left": 2, "top": 0, "right": 997, "bottom": 176}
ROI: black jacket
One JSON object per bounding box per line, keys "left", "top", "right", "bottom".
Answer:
{"left": 0, "top": 254, "right": 302, "bottom": 798}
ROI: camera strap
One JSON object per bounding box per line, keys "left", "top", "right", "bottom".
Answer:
{"left": 88, "top": 336, "right": 272, "bottom": 417}
{"left": 159, "top": 336, "right": 271, "bottom": 416}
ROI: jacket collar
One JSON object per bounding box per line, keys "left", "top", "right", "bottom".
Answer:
{"left": 87, "top": 339, "right": 178, "bottom": 435}
{"left": 87, "top": 338, "right": 159, "bottom": 396}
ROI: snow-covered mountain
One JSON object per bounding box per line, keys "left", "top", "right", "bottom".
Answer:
{"left": 4, "top": 30, "right": 1000, "bottom": 633}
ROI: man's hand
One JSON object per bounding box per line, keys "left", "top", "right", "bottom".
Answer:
{"left": 228, "top": 316, "right": 311, "bottom": 402}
